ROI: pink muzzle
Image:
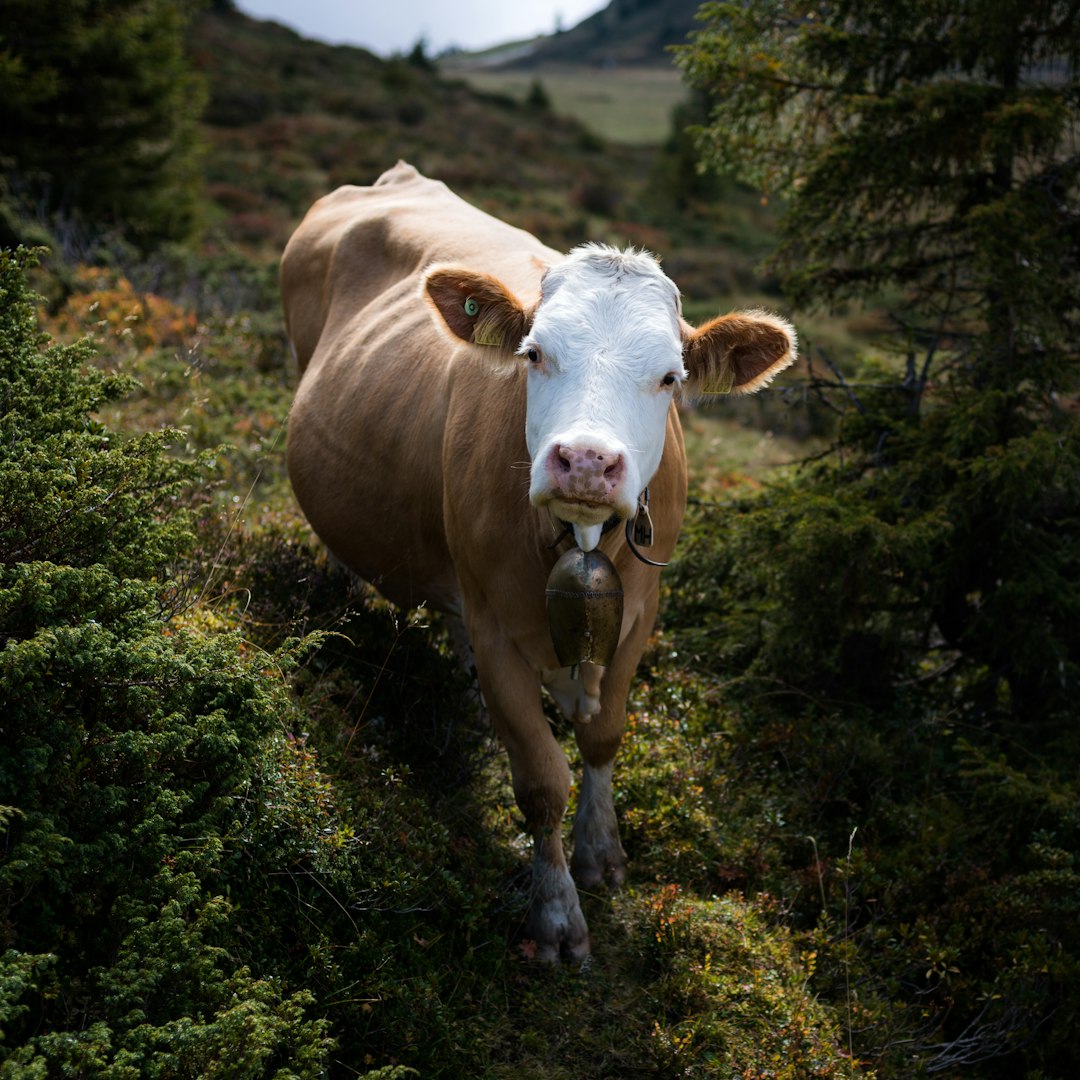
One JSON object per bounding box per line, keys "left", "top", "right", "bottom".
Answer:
{"left": 545, "top": 444, "right": 625, "bottom": 504}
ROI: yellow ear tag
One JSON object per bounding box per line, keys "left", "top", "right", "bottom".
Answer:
{"left": 710, "top": 362, "right": 735, "bottom": 395}
{"left": 472, "top": 324, "right": 503, "bottom": 347}
{"left": 470, "top": 306, "right": 504, "bottom": 348}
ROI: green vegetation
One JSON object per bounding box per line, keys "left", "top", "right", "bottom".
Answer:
{"left": 3, "top": 0, "right": 1078, "bottom": 1075}
{"left": 0, "top": 0, "right": 206, "bottom": 250}
{"left": 675, "top": 0, "right": 1080, "bottom": 1073}
{"left": 0, "top": 247, "right": 330, "bottom": 1074}
{"left": 441, "top": 65, "right": 688, "bottom": 146}
{"left": 0, "top": 247, "right": 845, "bottom": 1076}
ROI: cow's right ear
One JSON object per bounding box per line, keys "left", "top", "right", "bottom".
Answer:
{"left": 424, "top": 266, "right": 532, "bottom": 358}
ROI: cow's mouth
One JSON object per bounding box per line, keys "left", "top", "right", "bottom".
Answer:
{"left": 546, "top": 496, "right": 626, "bottom": 527}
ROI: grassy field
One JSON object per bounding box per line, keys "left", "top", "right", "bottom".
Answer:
{"left": 442, "top": 62, "right": 688, "bottom": 145}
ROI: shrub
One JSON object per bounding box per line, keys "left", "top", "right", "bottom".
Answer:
{"left": 0, "top": 0, "right": 206, "bottom": 248}
{"left": 0, "top": 247, "right": 337, "bottom": 1074}
{"left": 634, "top": 886, "right": 846, "bottom": 1077}
{"left": 663, "top": 495, "right": 1080, "bottom": 1076}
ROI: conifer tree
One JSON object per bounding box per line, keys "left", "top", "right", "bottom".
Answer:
{"left": 677, "top": 0, "right": 1080, "bottom": 727}
{"left": 0, "top": 0, "right": 206, "bottom": 248}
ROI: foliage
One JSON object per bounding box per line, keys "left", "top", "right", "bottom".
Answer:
{"left": 635, "top": 886, "right": 846, "bottom": 1077}
{"left": 36, "top": 260, "right": 294, "bottom": 499}
{"left": 1, "top": 3, "right": 969, "bottom": 1075}
{"left": 0, "top": 247, "right": 336, "bottom": 1074}
{"left": 656, "top": 540, "right": 1080, "bottom": 1075}
{"left": 0, "top": 255, "right": 210, "bottom": 583}
{"left": 0, "top": 0, "right": 206, "bottom": 249}
{"left": 673, "top": 1, "right": 1080, "bottom": 1074}
{"left": 676, "top": 0, "right": 1080, "bottom": 738}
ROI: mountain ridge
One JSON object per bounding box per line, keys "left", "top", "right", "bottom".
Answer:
{"left": 447, "top": 0, "right": 704, "bottom": 70}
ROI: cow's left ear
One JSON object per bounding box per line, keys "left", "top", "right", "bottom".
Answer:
{"left": 424, "top": 266, "right": 532, "bottom": 358}
{"left": 682, "top": 310, "right": 797, "bottom": 396}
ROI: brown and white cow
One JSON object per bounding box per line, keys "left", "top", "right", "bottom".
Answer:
{"left": 281, "top": 161, "right": 795, "bottom": 961}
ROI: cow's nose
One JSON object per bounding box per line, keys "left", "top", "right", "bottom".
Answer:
{"left": 548, "top": 444, "right": 625, "bottom": 499}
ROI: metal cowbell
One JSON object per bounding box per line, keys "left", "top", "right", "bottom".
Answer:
{"left": 545, "top": 547, "right": 624, "bottom": 669}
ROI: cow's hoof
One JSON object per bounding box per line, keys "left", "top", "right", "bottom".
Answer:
{"left": 529, "top": 918, "right": 591, "bottom": 963}
{"left": 531, "top": 931, "right": 591, "bottom": 963}
{"left": 571, "top": 843, "right": 627, "bottom": 891}
{"left": 528, "top": 863, "right": 591, "bottom": 962}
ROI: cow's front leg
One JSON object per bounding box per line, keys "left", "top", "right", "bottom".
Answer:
{"left": 507, "top": 716, "right": 590, "bottom": 962}
{"left": 571, "top": 757, "right": 626, "bottom": 889}
{"left": 471, "top": 632, "right": 589, "bottom": 961}
{"left": 526, "top": 802, "right": 589, "bottom": 962}
{"left": 570, "top": 621, "right": 649, "bottom": 890}
{"left": 543, "top": 664, "right": 626, "bottom": 887}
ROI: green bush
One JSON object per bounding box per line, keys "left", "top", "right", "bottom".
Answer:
{"left": 633, "top": 886, "right": 845, "bottom": 1077}
{"left": 663, "top": 491, "right": 1080, "bottom": 1075}
{"left": 0, "top": 248, "right": 336, "bottom": 1074}
{"left": 673, "top": 5, "right": 1080, "bottom": 1069}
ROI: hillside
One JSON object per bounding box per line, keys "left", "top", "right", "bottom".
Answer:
{"left": 189, "top": 6, "right": 648, "bottom": 261}
{"left": 438, "top": 0, "right": 701, "bottom": 145}
{"left": 6, "top": 3, "right": 1080, "bottom": 1078}
{"left": 505, "top": 0, "right": 704, "bottom": 68}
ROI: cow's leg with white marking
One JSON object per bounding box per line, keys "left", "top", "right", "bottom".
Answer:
{"left": 569, "top": 605, "right": 658, "bottom": 889}
{"left": 470, "top": 622, "right": 589, "bottom": 961}
{"left": 541, "top": 661, "right": 627, "bottom": 888}
{"left": 571, "top": 757, "right": 626, "bottom": 890}
{"left": 568, "top": 675, "right": 629, "bottom": 888}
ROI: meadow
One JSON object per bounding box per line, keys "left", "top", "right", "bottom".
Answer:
{"left": 442, "top": 62, "right": 688, "bottom": 145}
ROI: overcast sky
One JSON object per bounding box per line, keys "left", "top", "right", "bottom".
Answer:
{"left": 235, "top": 1, "right": 609, "bottom": 57}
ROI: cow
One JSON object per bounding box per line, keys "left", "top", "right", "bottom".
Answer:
{"left": 281, "top": 161, "right": 795, "bottom": 961}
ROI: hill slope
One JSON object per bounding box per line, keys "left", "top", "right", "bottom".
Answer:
{"left": 508, "top": 0, "right": 704, "bottom": 68}
{"left": 188, "top": 5, "right": 778, "bottom": 319}
{"left": 190, "top": 5, "right": 655, "bottom": 261}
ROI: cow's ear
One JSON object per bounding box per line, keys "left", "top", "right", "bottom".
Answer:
{"left": 424, "top": 266, "right": 531, "bottom": 357}
{"left": 682, "top": 310, "right": 797, "bottom": 396}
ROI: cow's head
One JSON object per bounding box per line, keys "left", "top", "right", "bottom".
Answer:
{"left": 425, "top": 244, "right": 796, "bottom": 550}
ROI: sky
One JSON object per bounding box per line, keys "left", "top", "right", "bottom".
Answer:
{"left": 234, "top": 1, "right": 610, "bottom": 58}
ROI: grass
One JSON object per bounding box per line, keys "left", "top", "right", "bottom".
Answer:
{"left": 441, "top": 63, "right": 688, "bottom": 145}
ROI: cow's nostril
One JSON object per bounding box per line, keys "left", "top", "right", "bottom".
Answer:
{"left": 603, "top": 458, "right": 622, "bottom": 478}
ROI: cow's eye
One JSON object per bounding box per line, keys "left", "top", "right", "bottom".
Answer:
{"left": 526, "top": 347, "right": 541, "bottom": 364}
{"left": 661, "top": 372, "right": 678, "bottom": 387}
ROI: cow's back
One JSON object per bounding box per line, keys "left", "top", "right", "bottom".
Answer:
{"left": 281, "top": 161, "right": 554, "bottom": 371}
{"left": 281, "top": 162, "right": 557, "bottom": 613}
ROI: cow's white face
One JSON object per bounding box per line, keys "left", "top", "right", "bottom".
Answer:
{"left": 425, "top": 244, "right": 797, "bottom": 551}
{"left": 518, "top": 246, "right": 685, "bottom": 550}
